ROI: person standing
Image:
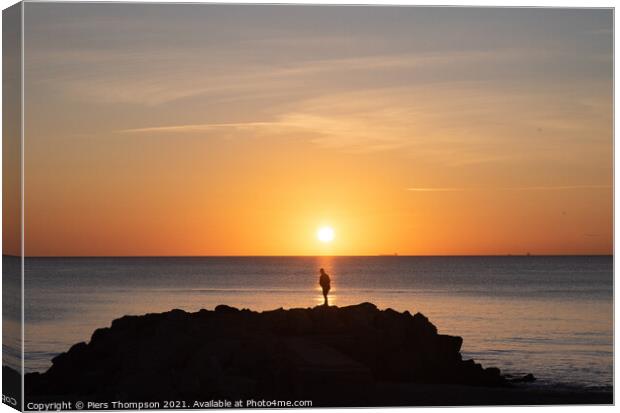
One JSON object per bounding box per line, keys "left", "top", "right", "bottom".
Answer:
{"left": 319, "top": 268, "right": 331, "bottom": 306}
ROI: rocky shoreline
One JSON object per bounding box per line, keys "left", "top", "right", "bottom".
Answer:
{"left": 20, "top": 303, "right": 611, "bottom": 406}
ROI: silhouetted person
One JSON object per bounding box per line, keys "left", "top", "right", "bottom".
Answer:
{"left": 319, "top": 268, "right": 331, "bottom": 306}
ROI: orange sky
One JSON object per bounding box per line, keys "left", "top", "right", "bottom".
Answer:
{"left": 10, "top": 4, "right": 613, "bottom": 256}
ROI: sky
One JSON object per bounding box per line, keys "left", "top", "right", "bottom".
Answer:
{"left": 17, "top": 4, "right": 613, "bottom": 256}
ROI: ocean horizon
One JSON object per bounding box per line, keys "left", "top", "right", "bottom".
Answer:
{"left": 6, "top": 254, "right": 614, "bottom": 257}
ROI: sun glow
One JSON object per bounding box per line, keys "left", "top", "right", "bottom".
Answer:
{"left": 317, "top": 226, "right": 335, "bottom": 243}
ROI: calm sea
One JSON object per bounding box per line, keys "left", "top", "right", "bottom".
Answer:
{"left": 5, "top": 256, "right": 614, "bottom": 390}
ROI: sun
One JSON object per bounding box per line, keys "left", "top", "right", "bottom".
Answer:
{"left": 317, "top": 226, "right": 335, "bottom": 243}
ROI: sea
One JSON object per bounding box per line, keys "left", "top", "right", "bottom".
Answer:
{"left": 3, "top": 255, "right": 613, "bottom": 391}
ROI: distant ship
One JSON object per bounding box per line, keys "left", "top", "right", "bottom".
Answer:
{"left": 379, "top": 253, "right": 399, "bottom": 257}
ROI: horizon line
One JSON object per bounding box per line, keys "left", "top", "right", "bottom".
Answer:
{"left": 3, "top": 253, "right": 613, "bottom": 259}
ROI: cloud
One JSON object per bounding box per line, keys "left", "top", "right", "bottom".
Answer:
{"left": 119, "top": 122, "right": 278, "bottom": 134}
{"left": 29, "top": 46, "right": 550, "bottom": 106}
{"left": 407, "top": 185, "right": 611, "bottom": 192}
{"left": 114, "top": 78, "right": 611, "bottom": 168}
{"left": 406, "top": 187, "right": 468, "bottom": 192}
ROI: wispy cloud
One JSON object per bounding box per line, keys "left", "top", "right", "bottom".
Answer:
{"left": 119, "top": 122, "right": 278, "bottom": 134}
{"left": 115, "top": 78, "right": 611, "bottom": 168}
{"left": 407, "top": 185, "right": 612, "bottom": 192}
{"left": 505, "top": 185, "right": 612, "bottom": 191}
{"left": 30, "top": 47, "right": 553, "bottom": 107}
{"left": 407, "top": 187, "right": 468, "bottom": 192}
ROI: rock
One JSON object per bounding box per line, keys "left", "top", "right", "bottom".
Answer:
{"left": 522, "top": 373, "right": 536, "bottom": 382}
{"left": 24, "top": 303, "right": 519, "bottom": 405}
{"left": 510, "top": 373, "right": 536, "bottom": 383}
{"left": 214, "top": 304, "right": 239, "bottom": 314}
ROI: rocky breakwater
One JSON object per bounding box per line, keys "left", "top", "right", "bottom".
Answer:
{"left": 26, "top": 303, "right": 511, "bottom": 406}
